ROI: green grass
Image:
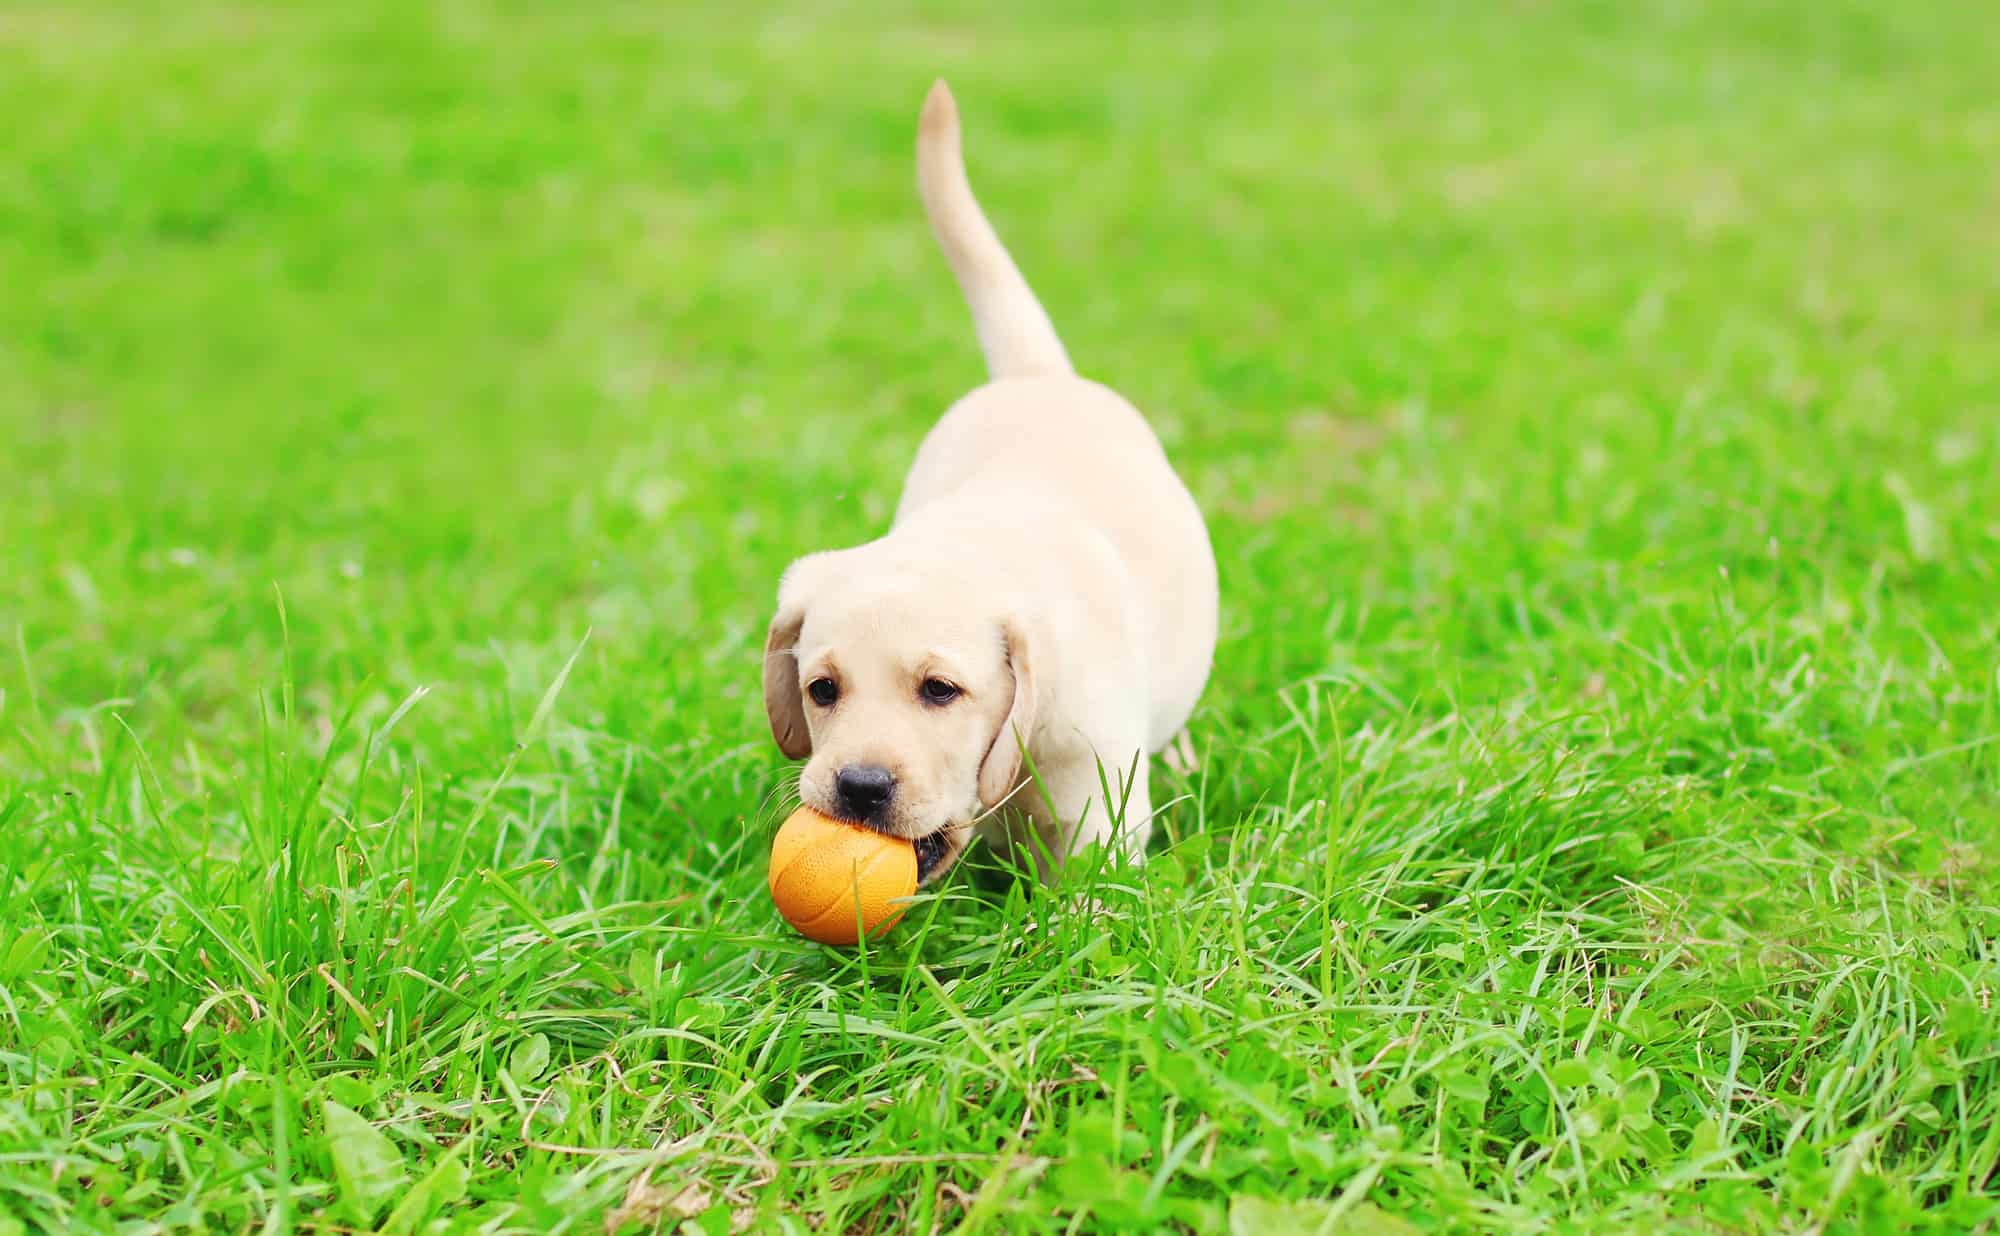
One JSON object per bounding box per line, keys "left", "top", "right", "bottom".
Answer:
{"left": 3, "top": 0, "right": 1998, "bottom": 1231}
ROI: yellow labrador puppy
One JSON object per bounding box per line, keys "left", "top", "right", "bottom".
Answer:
{"left": 763, "top": 82, "right": 1218, "bottom": 886}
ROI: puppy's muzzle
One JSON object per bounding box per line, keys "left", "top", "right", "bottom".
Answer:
{"left": 833, "top": 764, "right": 896, "bottom": 824}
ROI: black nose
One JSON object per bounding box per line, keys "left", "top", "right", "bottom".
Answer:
{"left": 834, "top": 764, "right": 896, "bottom": 820}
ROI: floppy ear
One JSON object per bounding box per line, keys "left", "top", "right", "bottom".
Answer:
{"left": 763, "top": 599, "right": 811, "bottom": 760}
{"left": 978, "top": 617, "right": 1037, "bottom": 807}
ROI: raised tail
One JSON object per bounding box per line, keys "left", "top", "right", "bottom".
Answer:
{"left": 916, "top": 81, "right": 1072, "bottom": 379}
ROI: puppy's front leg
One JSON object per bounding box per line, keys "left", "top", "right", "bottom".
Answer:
{"left": 1025, "top": 742, "right": 1152, "bottom": 880}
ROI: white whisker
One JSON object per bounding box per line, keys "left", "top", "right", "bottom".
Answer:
{"left": 965, "top": 775, "right": 1033, "bottom": 831}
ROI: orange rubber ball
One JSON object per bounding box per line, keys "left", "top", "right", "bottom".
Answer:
{"left": 767, "top": 806, "right": 917, "bottom": 945}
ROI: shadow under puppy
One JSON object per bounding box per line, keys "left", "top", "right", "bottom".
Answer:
{"left": 763, "top": 81, "right": 1218, "bottom": 887}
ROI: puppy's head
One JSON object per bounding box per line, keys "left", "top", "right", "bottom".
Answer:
{"left": 763, "top": 551, "right": 1034, "bottom": 884}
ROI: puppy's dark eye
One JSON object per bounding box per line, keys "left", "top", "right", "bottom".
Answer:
{"left": 807, "top": 678, "right": 839, "bottom": 707}
{"left": 920, "top": 678, "right": 960, "bottom": 705}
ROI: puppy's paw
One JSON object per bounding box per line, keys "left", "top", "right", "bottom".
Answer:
{"left": 1162, "top": 729, "right": 1198, "bottom": 777}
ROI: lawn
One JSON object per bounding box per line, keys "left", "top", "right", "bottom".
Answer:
{"left": 3, "top": 1, "right": 1997, "bottom": 1231}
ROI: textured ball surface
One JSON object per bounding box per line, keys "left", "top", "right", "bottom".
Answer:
{"left": 767, "top": 806, "right": 917, "bottom": 945}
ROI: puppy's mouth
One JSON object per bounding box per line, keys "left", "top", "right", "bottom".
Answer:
{"left": 913, "top": 824, "right": 969, "bottom": 885}
{"left": 811, "top": 801, "right": 966, "bottom": 885}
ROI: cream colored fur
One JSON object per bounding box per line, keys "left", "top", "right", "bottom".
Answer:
{"left": 763, "top": 81, "right": 1218, "bottom": 884}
